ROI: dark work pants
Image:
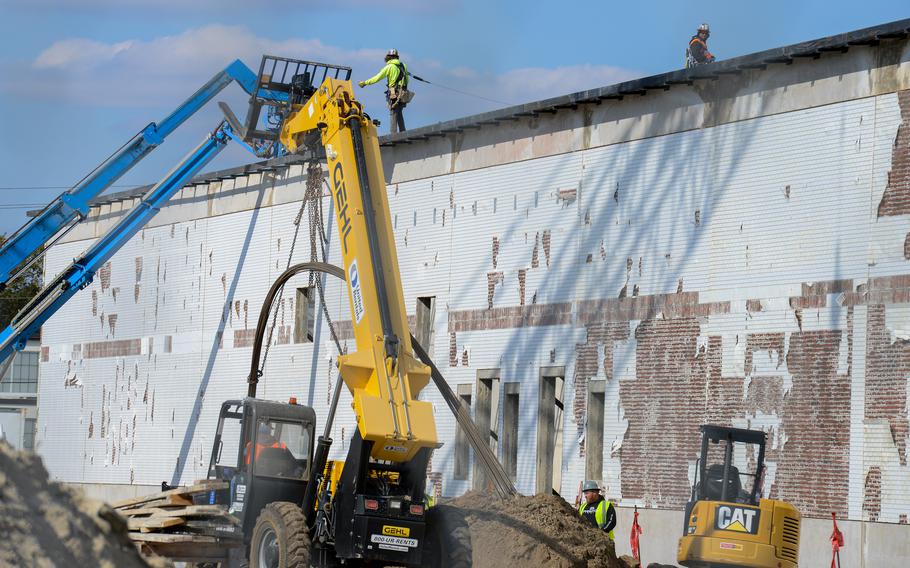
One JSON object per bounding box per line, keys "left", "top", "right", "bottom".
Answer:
{"left": 389, "top": 103, "right": 406, "bottom": 134}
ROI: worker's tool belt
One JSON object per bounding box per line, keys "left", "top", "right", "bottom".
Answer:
{"left": 388, "top": 85, "right": 414, "bottom": 106}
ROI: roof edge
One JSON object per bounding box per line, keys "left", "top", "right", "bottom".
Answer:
{"left": 378, "top": 17, "right": 910, "bottom": 146}
{"left": 29, "top": 16, "right": 908, "bottom": 216}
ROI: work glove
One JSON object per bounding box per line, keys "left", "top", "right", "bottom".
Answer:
{"left": 358, "top": 81, "right": 365, "bottom": 88}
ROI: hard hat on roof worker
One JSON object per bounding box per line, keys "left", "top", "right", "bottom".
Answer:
{"left": 359, "top": 48, "right": 411, "bottom": 134}
{"left": 687, "top": 23, "right": 715, "bottom": 67}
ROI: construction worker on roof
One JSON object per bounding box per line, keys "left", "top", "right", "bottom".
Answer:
{"left": 578, "top": 480, "right": 617, "bottom": 539}
{"left": 686, "top": 23, "right": 716, "bottom": 67}
{"left": 358, "top": 48, "right": 413, "bottom": 134}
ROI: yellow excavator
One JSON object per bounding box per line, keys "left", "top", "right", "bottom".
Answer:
{"left": 678, "top": 425, "right": 801, "bottom": 568}
{"left": 203, "top": 55, "right": 512, "bottom": 568}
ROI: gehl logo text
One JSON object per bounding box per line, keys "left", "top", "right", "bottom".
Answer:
{"left": 332, "top": 161, "right": 353, "bottom": 254}
{"left": 715, "top": 505, "right": 760, "bottom": 534}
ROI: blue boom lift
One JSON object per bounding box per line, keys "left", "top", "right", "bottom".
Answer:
{"left": 0, "top": 60, "right": 262, "bottom": 289}
{"left": 0, "top": 56, "right": 351, "bottom": 363}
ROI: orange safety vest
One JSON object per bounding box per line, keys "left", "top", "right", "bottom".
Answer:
{"left": 688, "top": 36, "right": 714, "bottom": 63}
{"left": 244, "top": 441, "right": 286, "bottom": 465}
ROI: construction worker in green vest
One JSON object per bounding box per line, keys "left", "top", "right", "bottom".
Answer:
{"left": 578, "top": 480, "right": 617, "bottom": 539}
{"left": 358, "top": 48, "right": 412, "bottom": 134}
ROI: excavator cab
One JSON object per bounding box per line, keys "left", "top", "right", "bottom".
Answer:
{"left": 205, "top": 398, "right": 316, "bottom": 541}
{"left": 678, "top": 425, "right": 801, "bottom": 568}
{"left": 691, "top": 425, "right": 765, "bottom": 508}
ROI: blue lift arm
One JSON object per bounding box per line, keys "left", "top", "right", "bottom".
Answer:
{"left": 0, "top": 59, "right": 276, "bottom": 289}
{"left": 0, "top": 122, "right": 234, "bottom": 362}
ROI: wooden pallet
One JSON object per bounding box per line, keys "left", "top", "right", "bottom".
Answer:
{"left": 114, "top": 480, "right": 243, "bottom": 561}
{"left": 113, "top": 480, "right": 227, "bottom": 510}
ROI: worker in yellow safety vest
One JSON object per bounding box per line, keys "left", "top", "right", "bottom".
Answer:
{"left": 578, "top": 480, "right": 617, "bottom": 539}
{"left": 358, "top": 48, "right": 413, "bottom": 134}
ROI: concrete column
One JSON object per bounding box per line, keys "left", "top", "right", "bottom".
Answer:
{"left": 586, "top": 379, "right": 606, "bottom": 481}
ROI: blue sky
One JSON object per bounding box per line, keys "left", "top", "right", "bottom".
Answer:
{"left": 0, "top": 1, "right": 907, "bottom": 235}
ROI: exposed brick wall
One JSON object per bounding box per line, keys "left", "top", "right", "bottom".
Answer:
{"left": 234, "top": 329, "right": 256, "bottom": 348}
{"left": 773, "top": 330, "right": 851, "bottom": 518}
{"left": 527, "top": 229, "right": 553, "bottom": 269}
{"left": 486, "top": 272, "right": 504, "bottom": 309}
{"left": 864, "top": 304, "right": 910, "bottom": 466}
{"left": 448, "top": 303, "right": 572, "bottom": 333}
{"left": 878, "top": 90, "right": 910, "bottom": 217}
{"left": 449, "top": 332, "right": 457, "bottom": 367}
{"left": 81, "top": 339, "right": 141, "bottom": 359}
{"left": 744, "top": 333, "right": 785, "bottom": 375}
{"left": 318, "top": 316, "right": 413, "bottom": 343}
{"left": 561, "top": 278, "right": 859, "bottom": 517}
{"left": 840, "top": 275, "right": 910, "bottom": 306}
{"left": 573, "top": 322, "right": 630, "bottom": 455}
{"left": 577, "top": 292, "right": 729, "bottom": 323}
{"left": 864, "top": 466, "right": 883, "bottom": 521}
{"left": 518, "top": 269, "right": 527, "bottom": 306}
{"left": 541, "top": 230, "right": 551, "bottom": 267}
{"left": 98, "top": 262, "right": 112, "bottom": 291}
{"left": 329, "top": 320, "right": 355, "bottom": 340}
{"left": 616, "top": 318, "right": 741, "bottom": 508}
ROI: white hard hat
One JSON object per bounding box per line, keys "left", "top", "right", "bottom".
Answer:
{"left": 697, "top": 23, "right": 710, "bottom": 33}
{"left": 386, "top": 48, "right": 399, "bottom": 59}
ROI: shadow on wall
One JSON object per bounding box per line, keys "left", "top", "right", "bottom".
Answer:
{"left": 417, "top": 71, "right": 885, "bottom": 517}
{"left": 169, "top": 186, "right": 267, "bottom": 486}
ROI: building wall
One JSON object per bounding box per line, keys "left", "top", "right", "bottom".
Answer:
{"left": 37, "top": 38, "right": 910, "bottom": 566}
{"left": 1, "top": 339, "right": 40, "bottom": 450}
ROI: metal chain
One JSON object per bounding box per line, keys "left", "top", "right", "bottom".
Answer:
{"left": 307, "top": 166, "right": 343, "bottom": 355}
{"left": 259, "top": 162, "right": 343, "bottom": 378}
{"left": 259, "top": 189, "right": 308, "bottom": 374}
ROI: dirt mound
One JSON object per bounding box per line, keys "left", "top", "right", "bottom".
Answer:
{"left": 0, "top": 440, "right": 166, "bottom": 568}
{"left": 448, "top": 492, "right": 624, "bottom": 568}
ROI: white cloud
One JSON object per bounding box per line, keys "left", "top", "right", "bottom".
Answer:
{"left": 35, "top": 39, "right": 135, "bottom": 69}
{"left": 5, "top": 25, "right": 641, "bottom": 127}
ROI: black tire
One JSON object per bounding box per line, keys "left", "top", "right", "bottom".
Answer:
{"left": 249, "top": 502, "right": 311, "bottom": 568}
{"left": 425, "top": 504, "right": 472, "bottom": 568}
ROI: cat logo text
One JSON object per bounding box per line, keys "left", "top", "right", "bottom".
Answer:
{"left": 715, "top": 505, "right": 760, "bottom": 534}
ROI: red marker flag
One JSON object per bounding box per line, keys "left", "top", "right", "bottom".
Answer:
{"left": 830, "top": 512, "right": 844, "bottom": 568}
{"left": 630, "top": 505, "right": 643, "bottom": 562}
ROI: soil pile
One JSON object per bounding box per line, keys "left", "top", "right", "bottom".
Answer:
{"left": 449, "top": 492, "right": 624, "bottom": 568}
{"left": 0, "top": 440, "right": 167, "bottom": 568}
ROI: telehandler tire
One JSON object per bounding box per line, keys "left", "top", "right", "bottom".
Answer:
{"left": 425, "top": 504, "right": 472, "bottom": 568}
{"left": 249, "top": 502, "right": 311, "bottom": 568}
